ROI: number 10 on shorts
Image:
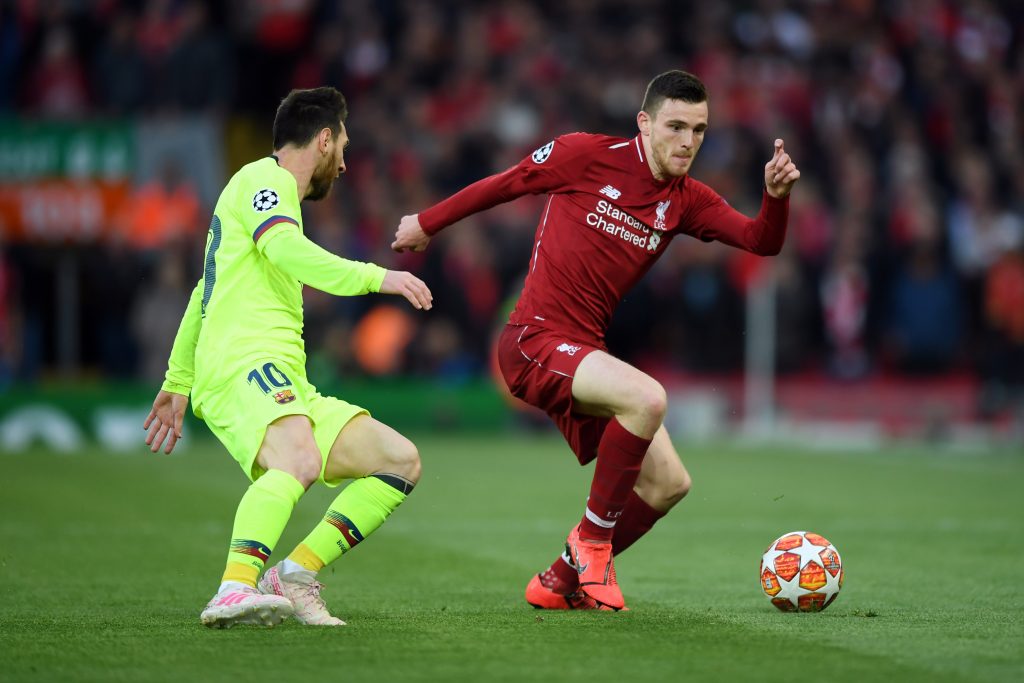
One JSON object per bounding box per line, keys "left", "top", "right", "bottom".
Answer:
{"left": 247, "top": 362, "right": 296, "bottom": 404}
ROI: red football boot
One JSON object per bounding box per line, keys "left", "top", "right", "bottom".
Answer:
{"left": 525, "top": 572, "right": 604, "bottom": 609}
{"left": 566, "top": 525, "right": 625, "bottom": 610}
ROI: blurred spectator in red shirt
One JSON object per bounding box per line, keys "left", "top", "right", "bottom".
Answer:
{"left": 22, "top": 25, "right": 89, "bottom": 118}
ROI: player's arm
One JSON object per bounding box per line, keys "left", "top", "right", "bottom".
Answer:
{"left": 144, "top": 280, "right": 203, "bottom": 454}
{"left": 390, "top": 165, "right": 541, "bottom": 253}
{"left": 687, "top": 139, "right": 800, "bottom": 256}
{"left": 261, "top": 228, "right": 432, "bottom": 310}
{"left": 392, "top": 135, "right": 590, "bottom": 252}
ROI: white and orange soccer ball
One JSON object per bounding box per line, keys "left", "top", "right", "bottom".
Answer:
{"left": 759, "top": 531, "right": 843, "bottom": 612}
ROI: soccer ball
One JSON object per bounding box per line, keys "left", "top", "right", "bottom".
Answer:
{"left": 759, "top": 531, "right": 843, "bottom": 612}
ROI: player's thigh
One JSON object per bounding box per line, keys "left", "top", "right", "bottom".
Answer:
{"left": 571, "top": 351, "right": 667, "bottom": 419}
{"left": 323, "top": 414, "right": 421, "bottom": 484}
{"left": 496, "top": 324, "right": 598, "bottom": 417}
{"left": 634, "top": 425, "right": 692, "bottom": 512}
{"left": 198, "top": 359, "right": 317, "bottom": 482}
{"left": 255, "top": 414, "right": 321, "bottom": 484}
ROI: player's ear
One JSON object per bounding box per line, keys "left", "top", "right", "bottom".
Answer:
{"left": 319, "top": 127, "right": 332, "bottom": 154}
{"left": 637, "top": 110, "right": 651, "bottom": 136}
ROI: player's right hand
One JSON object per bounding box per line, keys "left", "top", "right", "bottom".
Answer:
{"left": 144, "top": 390, "right": 188, "bottom": 455}
{"left": 391, "top": 214, "right": 431, "bottom": 253}
{"left": 380, "top": 270, "right": 433, "bottom": 310}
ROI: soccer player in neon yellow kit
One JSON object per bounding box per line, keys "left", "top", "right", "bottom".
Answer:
{"left": 144, "top": 87, "right": 433, "bottom": 628}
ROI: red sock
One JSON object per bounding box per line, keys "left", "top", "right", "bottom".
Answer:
{"left": 538, "top": 554, "right": 579, "bottom": 594}
{"left": 611, "top": 492, "right": 666, "bottom": 556}
{"left": 579, "top": 418, "right": 651, "bottom": 542}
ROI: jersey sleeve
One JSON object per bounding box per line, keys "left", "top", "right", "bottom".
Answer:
{"left": 240, "top": 166, "right": 304, "bottom": 252}
{"left": 161, "top": 279, "right": 203, "bottom": 396}
{"left": 682, "top": 182, "right": 790, "bottom": 256}
{"left": 419, "top": 133, "right": 598, "bottom": 235}
{"left": 260, "top": 228, "right": 387, "bottom": 296}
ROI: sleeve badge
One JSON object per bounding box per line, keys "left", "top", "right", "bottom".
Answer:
{"left": 531, "top": 141, "right": 554, "bottom": 164}
{"left": 252, "top": 188, "right": 280, "bottom": 212}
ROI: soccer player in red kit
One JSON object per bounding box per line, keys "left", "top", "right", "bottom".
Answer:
{"left": 392, "top": 70, "right": 800, "bottom": 610}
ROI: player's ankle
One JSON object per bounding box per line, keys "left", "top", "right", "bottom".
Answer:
{"left": 218, "top": 580, "right": 252, "bottom": 593}
{"left": 551, "top": 553, "right": 579, "bottom": 586}
{"left": 538, "top": 569, "right": 576, "bottom": 595}
{"left": 280, "top": 558, "right": 317, "bottom": 582}
{"left": 578, "top": 518, "right": 614, "bottom": 542}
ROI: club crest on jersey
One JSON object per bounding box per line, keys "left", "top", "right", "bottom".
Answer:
{"left": 273, "top": 389, "right": 296, "bottom": 404}
{"left": 252, "top": 188, "right": 279, "bottom": 212}
{"left": 654, "top": 200, "right": 671, "bottom": 232}
{"left": 532, "top": 141, "right": 554, "bottom": 164}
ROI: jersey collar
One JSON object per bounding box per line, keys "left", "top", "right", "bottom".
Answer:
{"left": 633, "top": 135, "right": 645, "bottom": 164}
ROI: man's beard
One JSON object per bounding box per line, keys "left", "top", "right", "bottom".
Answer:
{"left": 306, "top": 161, "right": 336, "bottom": 201}
{"left": 654, "top": 144, "right": 683, "bottom": 179}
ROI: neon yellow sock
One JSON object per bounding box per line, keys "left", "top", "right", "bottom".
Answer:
{"left": 222, "top": 469, "right": 305, "bottom": 587}
{"left": 289, "top": 474, "right": 412, "bottom": 571}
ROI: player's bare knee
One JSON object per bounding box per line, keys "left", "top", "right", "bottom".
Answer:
{"left": 383, "top": 437, "right": 421, "bottom": 484}
{"left": 625, "top": 382, "right": 667, "bottom": 431}
{"left": 645, "top": 383, "right": 668, "bottom": 423}
{"left": 285, "top": 449, "right": 322, "bottom": 488}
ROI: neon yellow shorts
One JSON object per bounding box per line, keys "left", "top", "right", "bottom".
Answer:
{"left": 194, "top": 358, "right": 367, "bottom": 486}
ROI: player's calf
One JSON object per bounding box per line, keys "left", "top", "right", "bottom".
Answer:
{"left": 642, "top": 466, "right": 692, "bottom": 510}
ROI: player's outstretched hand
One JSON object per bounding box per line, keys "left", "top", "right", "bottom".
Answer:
{"left": 764, "top": 139, "right": 800, "bottom": 199}
{"left": 391, "top": 214, "right": 431, "bottom": 253}
{"left": 380, "top": 270, "right": 433, "bottom": 310}
{"left": 144, "top": 389, "right": 188, "bottom": 455}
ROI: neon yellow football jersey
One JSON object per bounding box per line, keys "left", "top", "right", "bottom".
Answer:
{"left": 161, "top": 156, "right": 386, "bottom": 413}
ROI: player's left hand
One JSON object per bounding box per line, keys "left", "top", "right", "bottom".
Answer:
{"left": 144, "top": 390, "right": 189, "bottom": 454}
{"left": 391, "top": 214, "right": 431, "bottom": 253}
{"left": 764, "top": 139, "right": 800, "bottom": 198}
{"left": 380, "top": 270, "right": 433, "bottom": 310}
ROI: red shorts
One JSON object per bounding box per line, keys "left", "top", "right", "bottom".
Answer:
{"left": 496, "top": 323, "right": 609, "bottom": 465}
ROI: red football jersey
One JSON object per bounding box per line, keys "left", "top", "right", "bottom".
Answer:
{"left": 418, "top": 133, "right": 789, "bottom": 345}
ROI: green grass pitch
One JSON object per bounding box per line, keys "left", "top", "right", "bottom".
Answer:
{"left": 1, "top": 433, "right": 1022, "bottom": 682}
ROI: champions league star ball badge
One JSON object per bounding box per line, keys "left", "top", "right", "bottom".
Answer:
{"left": 532, "top": 141, "right": 554, "bottom": 164}
{"left": 252, "top": 188, "right": 280, "bottom": 212}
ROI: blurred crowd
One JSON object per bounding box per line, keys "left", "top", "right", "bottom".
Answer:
{"left": 1, "top": 0, "right": 1023, "bottom": 416}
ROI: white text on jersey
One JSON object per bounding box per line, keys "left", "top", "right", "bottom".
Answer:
{"left": 585, "top": 199, "right": 661, "bottom": 252}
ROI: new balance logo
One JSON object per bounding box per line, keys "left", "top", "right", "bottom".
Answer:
{"left": 556, "top": 343, "right": 582, "bottom": 356}
{"left": 599, "top": 185, "right": 622, "bottom": 200}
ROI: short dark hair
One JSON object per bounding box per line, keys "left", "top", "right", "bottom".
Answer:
{"left": 272, "top": 87, "right": 348, "bottom": 150}
{"left": 641, "top": 70, "right": 707, "bottom": 117}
